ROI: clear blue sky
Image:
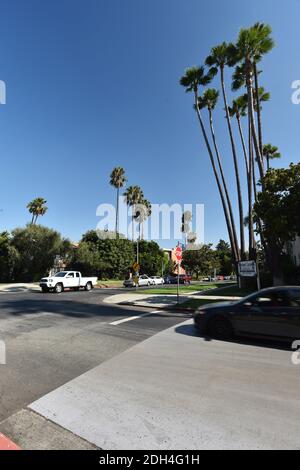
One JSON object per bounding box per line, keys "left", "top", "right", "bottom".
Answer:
{"left": 0, "top": 0, "right": 299, "bottom": 247}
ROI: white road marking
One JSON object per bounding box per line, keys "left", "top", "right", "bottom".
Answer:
{"left": 110, "top": 311, "right": 161, "bottom": 326}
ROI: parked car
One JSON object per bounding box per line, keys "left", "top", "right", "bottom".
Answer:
{"left": 164, "top": 275, "right": 177, "bottom": 285}
{"left": 179, "top": 274, "right": 192, "bottom": 285}
{"left": 123, "top": 275, "right": 153, "bottom": 288}
{"left": 40, "top": 271, "right": 98, "bottom": 293}
{"left": 164, "top": 274, "right": 191, "bottom": 285}
{"left": 194, "top": 286, "right": 300, "bottom": 341}
{"left": 151, "top": 276, "right": 164, "bottom": 285}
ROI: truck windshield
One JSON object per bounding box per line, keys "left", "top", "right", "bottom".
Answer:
{"left": 54, "top": 272, "right": 68, "bottom": 277}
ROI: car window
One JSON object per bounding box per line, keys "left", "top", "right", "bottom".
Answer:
{"left": 76, "top": 273, "right": 80, "bottom": 278}
{"left": 253, "top": 291, "right": 290, "bottom": 308}
{"left": 67, "top": 273, "right": 74, "bottom": 278}
{"left": 289, "top": 290, "right": 300, "bottom": 307}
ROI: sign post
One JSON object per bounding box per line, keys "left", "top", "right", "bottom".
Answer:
{"left": 175, "top": 245, "right": 183, "bottom": 304}
{"left": 238, "top": 261, "right": 259, "bottom": 291}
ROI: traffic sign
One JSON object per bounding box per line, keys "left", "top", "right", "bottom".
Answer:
{"left": 175, "top": 246, "right": 183, "bottom": 262}
{"left": 238, "top": 261, "right": 257, "bottom": 278}
{"left": 132, "top": 262, "right": 140, "bottom": 272}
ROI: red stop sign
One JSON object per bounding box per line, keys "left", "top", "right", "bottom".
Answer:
{"left": 175, "top": 246, "right": 182, "bottom": 261}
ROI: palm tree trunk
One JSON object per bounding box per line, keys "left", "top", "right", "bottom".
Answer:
{"left": 248, "top": 118, "right": 255, "bottom": 260}
{"left": 253, "top": 62, "right": 263, "bottom": 157}
{"left": 220, "top": 66, "right": 245, "bottom": 259}
{"left": 267, "top": 156, "right": 270, "bottom": 171}
{"left": 236, "top": 115, "right": 249, "bottom": 175}
{"left": 115, "top": 187, "right": 119, "bottom": 237}
{"left": 194, "top": 90, "right": 239, "bottom": 264}
{"left": 245, "top": 59, "right": 265, "bottom": 187}
{"left": 31, "top": 214, "right": 35, "bottom": 225}
{"left": 208, "top": 107, "right": 240, "bottom": 258}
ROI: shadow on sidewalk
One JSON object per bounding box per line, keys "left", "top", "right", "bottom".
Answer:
{"left": 175, "top": 323, "right": 293, "bottom": 351}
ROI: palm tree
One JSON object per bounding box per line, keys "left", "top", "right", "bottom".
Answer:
{"left": 110, "top": 167, "right": 127, "bottom": 237}
{"left": 27, "top": 198, "right": 48, "bottom": 224}
{"left": 206, "top": 43, "right": 245, "bottom": 259}
{"left": 263, "top": 144, "right": 281, "bottom": 171}
{"left": 198, "top": 88, "right": 239, "bottom": 256}
{"left": 180, "top": 67, "right": 239, "bottom": 264}
{"left": 135, "top": 198, "right": 152, "bottom": 240}
{"left": 228, "top": 95, "right": 248, "bottom": 174}
{"left": 123, "top": 185, "right": 144, "bottom": 241}
{"left": 231, "top": 24, "right": 274, "bottom": 184}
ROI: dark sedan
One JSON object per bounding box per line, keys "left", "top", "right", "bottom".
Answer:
{"left": 194, "top": 287, "right": 300, "bottom": 341}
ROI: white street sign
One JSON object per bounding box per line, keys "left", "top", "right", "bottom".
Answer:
{"left": 238, "top": 261, "right": 257, "bottom": 278}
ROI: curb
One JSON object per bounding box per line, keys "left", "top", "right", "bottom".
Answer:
{"left": 0, "top": 433, "right": 20, "bottom": 450}
{"left": 119, "top": 301, "right": 194, "bottom": 314}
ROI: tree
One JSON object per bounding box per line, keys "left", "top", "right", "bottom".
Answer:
{"left": 134, "top": 240, "right": 165, "bottom": 276}
{"left": 206, "top": 42, "right": 246, "bottom": 259}
{"left": 80, "top": 230, "right": 135, "bottom": 279}
{"left": 179, "top": 67, "right": 239, "bottom": 264}
{"left": 231, "top": 23, "right": 274, "bottom": 184}
{"left": 135, "top": 198, "right": 152, "bottom": 240}
{"left": 11, "top": 224, "right": 70, "bottom": 282}
{"left": 254, "top": 163, "right": 300, "bottom": 285}
{"left": 27, "top": 198, "right": 48, "bottom": 224}
{"left": 109, "top": 167, "right": 127, "bottom": 237}
{"left": 123, "top": 186, "right": 144, "bottom": 241}
{"left": 263, "top": 144, "right": 281, "bottom": 171}
{"left": 198, "top": 88, "right": 240, "bottom": 258}
{"left": 0, "top": 232, "right": 19, "bottom": 282}
{"left": 216, "top": 240, "right": 234, "bottom": 276}
{"left": 182, "top": 244, "right": 220, "bottom": 280}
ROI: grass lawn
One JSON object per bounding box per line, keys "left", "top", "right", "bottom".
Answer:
{"left": 204, "top": 285, "right": 255, "bottom": 297}
{"left": 179, "top": 284, "right": 257, "bottom": 310}
{"left": 97, "top": 280, "right": 124, "bottom": 288}
{"left": 136, "top": 283, "right": 232, "bottom": 295}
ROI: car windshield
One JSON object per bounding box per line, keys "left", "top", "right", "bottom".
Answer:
{"left": 54, "top": 272, "right": 68, "bottom": 277}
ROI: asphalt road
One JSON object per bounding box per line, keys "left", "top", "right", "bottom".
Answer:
{"left": 0, "top": 289, "right": 190, "bottom": 423}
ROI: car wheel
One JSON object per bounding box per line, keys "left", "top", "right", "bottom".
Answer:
{"left": 208, "top": 316, "right": 233, "bottom": 340}
{"left": 85, "top": 282, "right": 92, "bottom": 291}
{"left": 54, "top": 283, "right": 63, "bottom": 294}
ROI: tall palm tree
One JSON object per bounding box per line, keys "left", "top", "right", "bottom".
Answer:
{"left": 27, "top": 198, "right": 48, "bottom": 225}
{"left": 198, "top": 88, "right": 239, "bottom": 256}
{"left": 123, "top": 185, "right": 144, "bottom": 241}
{"left": 263, "top": 144, "right": 281, "bottom": 171}
{"left": 110, "top": 167, "right": 127, "bottom": 237}
{"left": 228, "top": 95, "right": 255, "bottom": 257}
{"left": 231, "top": 24, "right": 274, "bottom": 184}
{"left": 135, "top": 198, "right": 152, "bottom": 240}
{"left": 228, "top": 95, "right": 248, "bottom": 174}
{"left": 180, "top": 67, "right": 239, "bottom": 264}
{"left": 206, "top": 43, "right": 245, "bottom": 259}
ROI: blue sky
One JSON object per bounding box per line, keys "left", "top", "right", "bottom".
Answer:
{"left": 0, "top": 0, "right": 299, "bottom": 248}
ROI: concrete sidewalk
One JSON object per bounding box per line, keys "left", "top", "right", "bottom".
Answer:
{"left": 0, "top": 283, "right": 39, "bottom": 293}
{"left": 28, "top": 320, "right": 300, "bottom": 450}
{"left": 104, "top": 291, "right": 242, "bottom": 310}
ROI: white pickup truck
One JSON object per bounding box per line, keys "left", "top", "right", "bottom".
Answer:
{"left": 39, "top": 271, "right": 98, "bottom": 293}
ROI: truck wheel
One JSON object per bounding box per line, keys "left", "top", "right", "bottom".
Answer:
{"left": 85, "top": 282, "right": 92, "bottom": 291}
{"left": 54, "top": 283, "right": 63, "bottom": 294}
